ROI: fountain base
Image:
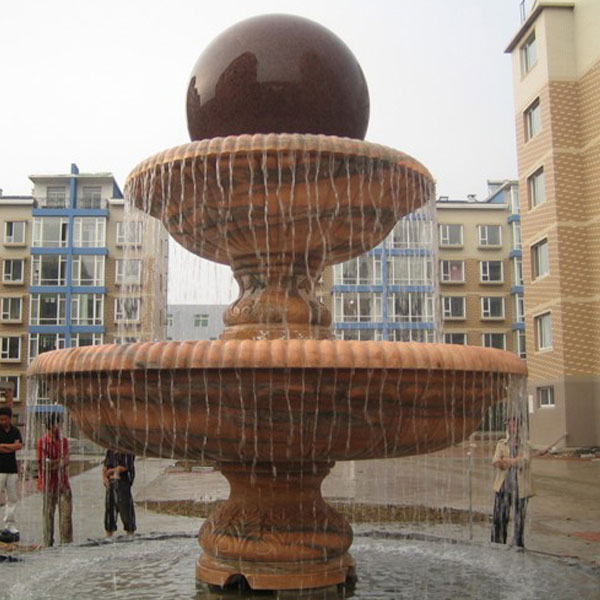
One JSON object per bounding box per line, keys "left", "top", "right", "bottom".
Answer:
{"left": 197, "top": 462, "right": 355, "bottom": 591}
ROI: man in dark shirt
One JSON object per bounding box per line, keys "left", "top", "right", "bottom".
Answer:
{"left": 102, "top": 450, "right": 136, "bottom": 536}
{"left": 0, "top": 407, "right": 23, "bottom": 537}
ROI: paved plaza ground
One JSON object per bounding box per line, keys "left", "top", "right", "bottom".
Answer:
{"left": 5, "top": 439, "right": 599, "bottom": 567}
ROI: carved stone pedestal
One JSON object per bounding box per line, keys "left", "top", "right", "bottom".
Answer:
{"left": 197, "top": 462, "right": 355, "bottom": 591}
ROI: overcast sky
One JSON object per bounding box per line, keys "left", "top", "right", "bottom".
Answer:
{"left": 0, "top": 0, "right": 523, "bottom": 303}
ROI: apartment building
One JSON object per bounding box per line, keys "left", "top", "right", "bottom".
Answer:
{"left": 0, "top": 164, "right": 168, "bottom": 425}
{"left": 167, "top": 304, "right": 228, "bottom": 341}
{"left": 506, "top": 0, "right": 600, "bottom": 447}
{"left": 438, "top": 182, "right": 523, "bottom": 356}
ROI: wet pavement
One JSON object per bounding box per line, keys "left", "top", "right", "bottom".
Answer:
{"left": 5, "top": 439, "right": 600, "bottom": 566}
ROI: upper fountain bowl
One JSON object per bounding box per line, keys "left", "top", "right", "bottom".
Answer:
{"left": 186, "top": 14, "right": 370, "bottom": 141}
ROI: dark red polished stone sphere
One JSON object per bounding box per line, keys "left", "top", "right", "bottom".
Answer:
{"left": 186, "top": 14, "right": 370, "bottom": 141}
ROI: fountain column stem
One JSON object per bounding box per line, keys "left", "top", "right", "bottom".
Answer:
{"left": 197, "top": 462, "right": 355, "bottom": 590}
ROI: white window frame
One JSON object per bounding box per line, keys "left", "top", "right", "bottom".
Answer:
{"left": 537, "top": 386, "right": 555, "bottom": 408}
{"left": 114, "top": 335, "right": 140, "bottom": 345}
{"left": 531, "top": 238, "right": 549, "bottom": 280}
{"left": 72, "top": 255, "right": 105, "bottom": 286}
{"left": 478, "top": 225, "right": 502, "bottom": 248}
{"left": 73, "top": 217, "right": 106, "bottom": 248}
{"left": 481, "top": 296, "right": 505, "bottom": 320}
{"left": 513, "top": 257, "right": 523, "bottom": 287}
{"left": 387, "top": 292, "right": 434, "bottom": 323}
{"left": 46, "top": 186, "right": 67, "bottom": 206}
{"left": 114, "top": 297, "right": 141, "bottom": 324}
{"left": 80, "top": 186, "right": 102, "bottom": 209}
{"left": 0, "top": 375, "right": 20, "bottom": 402}
{"left": 115, "top": 259, "right": 142, "bottom": 286}
{"left": 333, "top": 292, "right": 383, "bottom": 323}
{"left": 29, "top": 293, "right": 67, "bottom": 326}
{"left": 528, "top": 167, "right": 545, "bottom": 209}
{"left": 31, "top": 254, "right": 68, "bottom": 286}
{"left": 515, "top": 294, "right": 525, "bottom": 323}
{"left": 116, "top": 221, "right": 143, "bottom": 246}
{"left": 443, "top": 332, "right": 466, "bottom": 345}
{"left": 392, "top": 218, "right": 432, "bottom": 249}
{"left": 439, "top": 224, "right": 463, "bottom": 247}
{"left": 535, "top": 311, "right": 552, "bottom": 351}
{"left": 0, "top": 336, "right": 21, "bottom": 361}
{"left": 71, "top": 294, "right": 104, "bottom": 325}
{"left": 511, "top": 222, "right": 521, "bottom": 251}
{"left": 520, "top": 32, "right": 537, "bottom": 75}
{"left": 388, "top": 256, "right": 432, "bottom": 286}
{"left": 194, "top": 313, "right": 209, "bottom": 327}
{"left": 440, "top": 260, "right": 464, "bottom": 283}
{"left": 334, "top": 255, "right": 382, "bottom": 285}
{"left": 514, "top": 330, "right": 526, "bottom": 360}
{"left": 481, "top": 332, "right": 506, "bottom": 350}
{"left": 2, "top": 259, "right": 24, "bottom": 284}
{"left": 1, "top": 297, "right": 22, "bottom": 322}
{"left": 525, "top": 98, "right": 541, "bottom": 141}
{"left": 4, "top": 221, "right": 26, "bottom": 245}
{"left": 480, "top": 260, "right": 504, "bottom": 283}
{"left": 32, "top": 217, "right": 69, "bottom": 248}
{"left": 390, "top": 328, "right": 434, "bottom": 343}
{"left": 29, "top": 333, "right": 66, "bottom": 361}
{"left": 70, "top": 333, "right": 104, "bottom": 347}
{"left": 442, "top": 296, "right": 466, "bottom": 320}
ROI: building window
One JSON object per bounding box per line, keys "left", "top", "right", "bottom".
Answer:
{"left": 116, "top": 221, "right": 143, "bottom": 246}
{"left": 511, "top": 222, "right": 521, "bottom": 251}
{"left": 481, "top": 297, "right": 505, "bottom": 320}
{"left": 80, "top": 186, "right": 103, "bottom": 209}
{"left": 194, "top": 313, "right": 209, "bottom": 327}
{"left": 535, "top": 312, "right": 552, "bottom": 350}
{"left": 439, "top": 224, "right": 463, "bottom": 247}
{"left": 537, "top": 386, "right": 555, "bottom": 408}
{"left": 528, "top": 167, "right": 545, "bottom": 209}
{"left": 514, "top": 294, "right": 525, "bottom": 323}
{"left": 71, "top": 294, "right": 104, "bottom": 325}
{"left": 478, "top": 225, "right": 502, "bottom": 247}
{"left": 442, "top": 296, "right": 466, "bottom": 320}
{"left": 4, "top": 221, "right": 26, "bottom": 245}
{"left": 334, "top": 255, "right": 381, "bottom": 285}
{"left": 1, "top": 297, "right": 22, "bottom": 322}
{"left": 338, "top": 329, "right": 383, "bottom": 342}
{"left": 334, "top": 293, "right": 382, "bottom": 323}
{"left": 482, "top": 333, "right": 506, "bottom": 350}
{"left": 115, "top": 336, "right": 140, "bottom": 345}
{"left": 33, "top": 217, "right": 69, "bottom": 247}
{"left": 514, "top": 330, "right": 526, "bottom": 359}
{"left": 71, "top": 333, "right": 104, "bottom": 347}
{"left": 443, "top": 332, "right": 466, "bottom": 345}
{"left": 72, "top": 255, "right": 105, "bottom": 286}
{"left": 29, "top": 333, "right": 66, "bottom": 361}
{"left": 114, "top": 297, "right": 140, "bottom": 323}
{"left": 115, "top": 259, "right": 142, "bottom": 286}
{"left": 390, "top": 328, "right": 434, "bottom": 343}
{"left": 73, "top": 217, "right": 106, "bottom": 247}
{"left": 30, "top": 293, "right": 67, "bottom": 325}
{"left": 509, "top": 186, "right": 520, "bottom": 214}
{"left": 0, "top": 337, "right": 21, "bottom": 361}
{"left": 524, "top": 98, "right": 541, "bottom": 141}
{"left": 392, "top": 218, "right": 432, "bottom": 249}
{"left": 167, "top": 313, "right": 174, "bottom": 327}
{"left": 3, "top": 259, "right": 24, "bottom": 284}
{"left": 480, "top": 261, "right": 504, "bottom": 283}
{"left": 0, "top": 376, "right": 20, "bottom": 402}
{"left": 520, "top": 32, "right": 537, "bottom": 75}
{"left": 31, "top": 255, "right": 68, "bottom": 286}
{"left": 513, "top": 257, "right": 523, "bottom": 286}
{"left": 440, "top": 260, "right": 464, "bottom": 283}
{"left": 45, "top": 186, "right": 67, "bottom": 208}
{"left": 531, "top": 238, "right": 549, "bottom": 279}
{"left": 388, "top": 256, "right": 432, "bottom": 285}
{"left": 388, "top": 292, "right": 434, "bottom": 323}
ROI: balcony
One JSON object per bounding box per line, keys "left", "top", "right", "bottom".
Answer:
{"left": 77, "top": 197, "right": 107, "bottom": 209}
{"left": 37, "top": 197, "right": 68, "bottom": 209}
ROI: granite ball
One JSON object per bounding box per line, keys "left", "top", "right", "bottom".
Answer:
{"left": 186, "top": 14, "right": 370, "bottom": 141}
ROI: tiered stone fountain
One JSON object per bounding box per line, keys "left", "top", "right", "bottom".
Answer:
{"left": 29, "top": 14, "right": 526, "bottom": 594}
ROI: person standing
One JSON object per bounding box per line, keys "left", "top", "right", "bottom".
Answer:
{"left": 103, "top": 450, "right": 136, "bottom": 537}
{"left": 0, "top": 407, "right": 23, "bottom": 540}
{"left": 37, "top": 415, "right": 73, "bottom": 546}
{"left": 491, "top": 417, "right": 534, "bottom": 548}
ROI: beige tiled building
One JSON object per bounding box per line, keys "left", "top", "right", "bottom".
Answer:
{"left": 506, "top": 0, "right": 600, "bottom": 447}
{"left": 0, "top": 164, "right": 168, "bottom": 426}
{"left": 438, "top": 182, "right": 524, "bottom": 357}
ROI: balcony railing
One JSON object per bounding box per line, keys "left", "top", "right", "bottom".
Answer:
{"left": 37, "top": 197, "right": 68, "bottom": 208}
{"left": 77, "top": 198, "right": 107, "bottom": 209}
{"left": 35, "top": 197, "right": 108, "bottom": 209}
